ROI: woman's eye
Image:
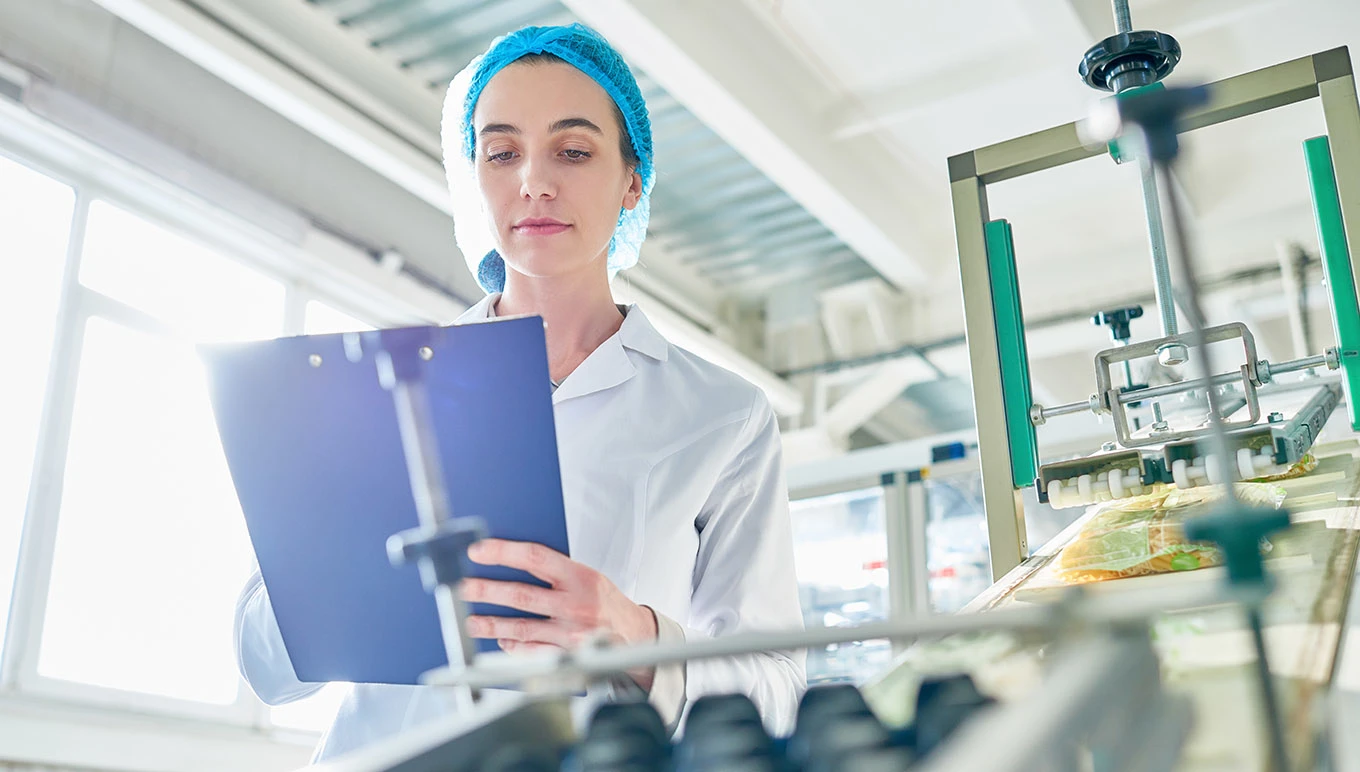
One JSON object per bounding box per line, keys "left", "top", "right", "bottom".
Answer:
{"left": 562, "top": 149, "right": 591, "bottom": 161}
{"left": 485, "top": 151, "right": 516, "bottom": 163}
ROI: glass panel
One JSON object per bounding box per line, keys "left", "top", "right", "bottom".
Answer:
{"left": 0, "top": 154, "right": 74, "bottom": 653}
{"left": 270, "top": 682, "right": 349, "bottom": 732}
{"left": 37, "top": 315, "right": 258, "bottom": 704}
{"left": 79, "top": 201, "right": 283, "bottom": 342}
{"left": 304, "top": 300, "right": 372, "bottom": 335}
{"left": 790, "top": 487, "right": 892, "bottom": 685}
{"left": 924, "top": 471, "right": 991, "bottom": 613}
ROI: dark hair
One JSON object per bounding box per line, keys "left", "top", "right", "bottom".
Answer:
{"left": 512, "top": 52, "right": 641, "bottom": 173}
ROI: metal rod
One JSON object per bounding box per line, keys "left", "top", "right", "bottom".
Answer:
{"left": 1158, "top": 164, "right": 1240, "bottom": 499}
{"left": 391, "top": 380, "right": 478, "bottom": 709}
{"left": 1137, "top": 155, "right": 1182, "bottom": 340}
{"left": 1270, "top": 353, "right": 1330, "bottom": 376}
{"left": 431, "top": 581, "right": 1234, "bottom": 690}
{"left": 1129, "top": 371, "right": 1240, "bottom": 403}
{"left": 1038, "top": 400, "right": 1093, "bottom": 420}
{"left": 1247, "top": 607, "right": 1291, "bottom": 772}
{"left": 1113, "top": 0, "right": 1133, "bottom": 34}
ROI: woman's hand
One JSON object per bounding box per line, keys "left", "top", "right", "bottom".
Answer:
{"left": 459, "top": 538, "right": 659, "bottom": 688}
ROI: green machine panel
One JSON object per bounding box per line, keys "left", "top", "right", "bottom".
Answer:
{"left": 1304, "top": 136, "right": 1360, "bottom": 431}
{"left": 985, "top": 219, "right": 1040, "bottom": 487}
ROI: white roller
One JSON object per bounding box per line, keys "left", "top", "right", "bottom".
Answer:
{"left": 1206, "top": 456, "right": 1222, "bottom": 485}
{"left": 1172, "top": 459, "right": 1191, "bottom": 489}
{"left": 1078, "top": 474, "right": 1093, "bottom": 502}
{"left": 1048, "top": 480, "right": 1064, "bottom": 509}
{"left": 1109, "top": 468, "right": 1126, "bottom": 499}
{"left": 1255, "top": 449, "right": 1276, "bottom": 474}
{"left": 1238, "top": 448, "right": 1256, "bottom": 481}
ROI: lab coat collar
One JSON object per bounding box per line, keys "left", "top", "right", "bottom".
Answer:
{"left": 454, "top": 293, "right": 670, "bottom": 403}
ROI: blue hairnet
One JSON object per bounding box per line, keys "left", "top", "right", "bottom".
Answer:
{"left": 441, "top": 24, "right": 655, "bottom": 294}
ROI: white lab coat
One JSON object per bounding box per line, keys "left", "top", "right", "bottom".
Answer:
{"left": 234, "top": 295, "right": 807, "bottom": 761}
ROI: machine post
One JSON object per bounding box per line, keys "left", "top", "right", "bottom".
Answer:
{"left": 950, "top": 162, "right": 1028, "bottom": 579}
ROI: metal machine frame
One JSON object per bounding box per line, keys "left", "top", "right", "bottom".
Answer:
{"left": 950, "top": 47, "right": 1360, "bottom": 579}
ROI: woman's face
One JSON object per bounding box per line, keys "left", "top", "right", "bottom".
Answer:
{"left": 472, "top": 61, "right": 642, "bottom": 282}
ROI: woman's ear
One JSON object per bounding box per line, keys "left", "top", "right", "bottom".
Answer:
{"left": 621, "top": 170, "right": 643, "bottom": 211}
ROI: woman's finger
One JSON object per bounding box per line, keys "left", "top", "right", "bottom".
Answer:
{"left": 499, "top": 639, "right": 564, "bottom": 656}
{"left": 460, "top": 578, "right": 559, "bottom": 616}
{"left": 467, "top": 539, "right": 574, "bottom": 586}
{"left": 466, "top": 615, "right": 568, "bottom": 646}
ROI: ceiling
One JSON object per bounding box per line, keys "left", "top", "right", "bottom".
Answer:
{"left": 297, "top": 0, "right": 881, "bottom": 299}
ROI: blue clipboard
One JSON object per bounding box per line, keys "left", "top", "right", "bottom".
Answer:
{"left": 199, "top": 316, "right": 569, "bottom": 685}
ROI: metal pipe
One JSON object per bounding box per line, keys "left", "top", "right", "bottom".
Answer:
{"left": 1113, "top": 0, "right": 1133, "bottom": 34}
{"left": 431, "top": 581, "right": 1233, "bottom": 690}
{"left": 435, "top": 606, "right": 1058, "bottom": 688}
{"left": 1137, "top": 155, "right": 1183, "bottom": 345}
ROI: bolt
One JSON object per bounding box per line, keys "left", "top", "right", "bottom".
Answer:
{"left": 1102, "top": 442, "right": 1118, "bottom": 452}
{"left": 1268, "top": 412, "right": 1285, "bottom": 424}
{"left": 1151, "top": 401, "right": 1169, "bottom": 433}
{"left": 1158, "top": 343, "right": 1189, "bottom": 367}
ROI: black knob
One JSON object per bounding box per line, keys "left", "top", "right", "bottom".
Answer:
{"left": 1079, "top": 30, "right": 1181, "bottom": 92}
{"left": 685, "top": 694, "right": 763, "bottom": 731}
{"left": 1092, "top": 305, "right": 1144, "bottom": 343}
{"left": 588, "top": 701, "right": 668, "bottom": 748}
{"left": 796, "top": 683, "right": 874, "bottom": 730}
{"left": 912, "top": 673, "right": 995, "bottom": 758}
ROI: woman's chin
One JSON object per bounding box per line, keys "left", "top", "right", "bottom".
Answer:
{"left": 502, "top": 256, "right": 593, "bottom": 281}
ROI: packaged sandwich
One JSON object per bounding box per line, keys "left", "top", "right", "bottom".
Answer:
{"left": 1057, "top": 483, "right": 1288, "bottom": 584}
{"left": 1248, "top": 453, "right": 1317, "bottom": 483}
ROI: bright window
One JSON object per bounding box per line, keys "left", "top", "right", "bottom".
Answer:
{"left": 79, "top": 201, "right": 284, "bottom": 343}
{"left": 305, "top": 300, "right": 373, "bottom": 335}
{"left": 38, "top": 203, "right": 284, "bottom": 704}
{"left": 0, "top": 155, "right": 73, "bottom": 653}
{"left": 37, "top": 318, "right": 257, "bottom": 703}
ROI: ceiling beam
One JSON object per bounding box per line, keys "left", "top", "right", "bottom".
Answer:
{"left": 87, "top": 0, "right": 453, "bottom": 211}
{"left": 557, "top": 0, "right": 936, "bottom": 291}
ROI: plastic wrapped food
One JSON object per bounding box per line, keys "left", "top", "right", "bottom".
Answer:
{"left": 1057, "top": 483, "right": 1288, "bottom": 584}
{"left": 1248, "top": 453, "right": 1317, "bottom": 483}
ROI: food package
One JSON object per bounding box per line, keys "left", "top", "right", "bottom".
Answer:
{"left": 1057, "top": 483, "right": 1288, "bottom": 584}
{"left": 1248, "top": 453, "right": 1317, "bottom": 483}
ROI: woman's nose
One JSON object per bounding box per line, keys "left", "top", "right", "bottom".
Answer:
{"left": 518, "top": 156, "right": 557, "bottom": 200}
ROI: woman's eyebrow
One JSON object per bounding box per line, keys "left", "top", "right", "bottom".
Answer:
{"left": 549, "top": 117, "right": 603, "bottom": 135}
{"left": 479, "top": 123, "right": 519, "bottom": 137}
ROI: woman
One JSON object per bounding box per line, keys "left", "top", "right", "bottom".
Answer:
{"left": 234, "top": 23, "right": 806, "bottom": 761}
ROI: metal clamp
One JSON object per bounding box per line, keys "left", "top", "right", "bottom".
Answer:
{"left": 1094, "top": 322, "right": 1262, "bottom": 447}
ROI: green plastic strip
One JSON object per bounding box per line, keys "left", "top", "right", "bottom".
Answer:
{"left": 985, "top": 219, "right": 1039, "bottom": 487}
{"left": 1303, "top": 136, "right": 1360, "bottom": 431}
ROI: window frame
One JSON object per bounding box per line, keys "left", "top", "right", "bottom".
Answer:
{"left": 0, "top": 84, "right": 457, "bottom": 748}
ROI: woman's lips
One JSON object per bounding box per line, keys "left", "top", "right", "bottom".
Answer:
{"left": 513, "top": 219, "right": 571, "bottom": 236}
